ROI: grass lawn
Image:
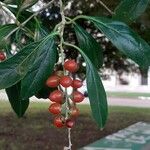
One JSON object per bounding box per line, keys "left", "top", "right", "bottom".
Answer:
{"left": 0, "top": 101, "right": 150, "bottom": 150}
{"left": 107, "top": 91, "right": 150, "bottom": 99}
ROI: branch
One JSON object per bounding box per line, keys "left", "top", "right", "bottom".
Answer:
{"left": 22, "top": 0, "right": 55, "bottom": 26}
{"left": 4, "top": 0, "right": 55, "bottom": 40}
{"left": 96, "top": 0, "right": 114, "bottom": 15}
{"left": 58, "top": 0, "right": 73, "bottom": 149}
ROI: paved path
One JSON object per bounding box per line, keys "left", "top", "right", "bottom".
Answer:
{"left": 107, "top": 97, "right": 150, "bottom": 108}
{"left": 1, "top": 90, "right": 150, "bottom": 108}
{"left": 82, "top": 97, "right": 150, "bottom": 108}
{"left": 105, "top": 85, "right": 150, "bottom": 93}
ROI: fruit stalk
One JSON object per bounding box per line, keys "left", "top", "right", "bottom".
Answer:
{"left": 58, "top": 0, "right": 72, "bottom": 149}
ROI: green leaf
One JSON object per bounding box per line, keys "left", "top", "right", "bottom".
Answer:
{"left": 84, "top": 16, "right": 150, "bottom": 69}
{"left": 3, "top": 0, "right": 18, "bottom": 5}
{"left": 5, "top": 82, "right": 29, "bottom": 117}
{"left": 0, "top": 42, "right": 37, "bottom": 89}
{"left": 0, "top": 32, "right": 57, "bottom": 90}
{"left": 74, "top": 24, "right": 103, "bottom": 69}
{"left": 5, "top": 6, "right": 36, "bottom": 32}
{"left": 75, "top": 45, "right": 108, "bottom": 128}
{"left": 34, "top": 23, "right": 49, "bottom": 41}
{"left": 0, "top": 24, "right": 17, "bottom": 42}
{"left": 35, "top": 86, "right": 56, "bottom": 99}
{"left": 21, "top": 36, "right": 57, "bottom": 99}
{"left": 113, "top": 0, "right": 150, "bottom": 23}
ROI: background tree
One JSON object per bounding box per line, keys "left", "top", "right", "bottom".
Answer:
{"left": 1, "top": 0, "right": 150, "bottom": 84}
{"left": 39, "top": 0, "right": 150, "bottom": 85}
{"left": 0, "top": 0, "right": 150, "bottom": 148}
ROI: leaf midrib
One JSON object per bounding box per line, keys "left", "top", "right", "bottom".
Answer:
{"left": 17, "top": 34, "right": 53, "bottom": 74}
{"left": 85, "top": 54, "right": 103, "bottom": 126}
{"left": 25, "top": 40, "right": 55, "bottom": 94}
{"left": 89, "top": 17, "right": 150, "bottom": 67}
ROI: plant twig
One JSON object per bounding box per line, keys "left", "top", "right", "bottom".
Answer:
{"left": 59, "top": 0, "right": 66, "bottom": 67}
{"left": 65, "top": 15, "right": 85, "bottom": 24}
{"left": 63, "top": 42, "right": 81, "bottom": 52}
{"left": 96, "top": 0, "right": 114, "bottom": 15}
{"left": 22, "top": 0, "right": 55, "bottom": 25}
{"left": 64, "top": 128, "right": 72, "bottom": 150}
{"left": 4, "top": 0, "right": 55, "bottom": 40}
{"left": 5, "top": 26, "right": 20, "bottom": 40}
{"left": 58, "top": 0, "right": 72, "bottom": 149}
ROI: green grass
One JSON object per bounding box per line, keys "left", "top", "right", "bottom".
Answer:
{"left": 0, "top": 101, "right": 92, "bottom": 115}
{"left": 0, "top": 101, "right": 150, "bottom": 150}
{"left": 107, "top": 91, "right": 150, "bottom": 99}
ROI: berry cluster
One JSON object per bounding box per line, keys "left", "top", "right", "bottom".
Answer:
{"left": 0, "top": 52, "right": 6, "bottom": 61}
{"left": 46, "top": 60, "right": 85, "bottom": 128}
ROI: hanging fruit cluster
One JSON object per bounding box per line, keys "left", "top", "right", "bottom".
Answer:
{"left": 0, "top": 52, "right": 6, "bottom": 61}
{"left": 46, "top": 59, "right": 85, "bottom": 128}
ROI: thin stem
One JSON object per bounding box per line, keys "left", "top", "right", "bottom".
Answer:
{"left": 65, "top": 15, "right": 85, "bottom": 24}
{"left": 63, "top": 42, "right": 81, "bottom": 52}
{"left": 4, "top": 0, "right": 55, "bottom": 40}
{"left": 21, "top": 0, "right": 55, "bottom": 24}
{"left": 65, "top": 1, "right": 114, "bottom": 25}
{"left": 59, "top": 0, "right": 68, "bottom": 117}
{"left": 58, "top": 0, "right": 72, "bottom": 149}
{"left": 54, "top": 22, "right": 62, "bottom": 32}
{"left": 64, "top": 89, "right": 70, "bottom": 119}
{"left": 5, "top": 27, "right": 20, "bottom": 40}
{"left": 59, "top": 0, "right": 66, "bottom": 73}
{"left": 96, "top": 0, "right": 114, "bottom": 15}
{"left": 64, "top": 128, "right": 72, "bottom": 150}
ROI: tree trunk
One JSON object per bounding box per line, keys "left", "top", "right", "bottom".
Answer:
{"left": 140, "top": 68, "right": 149, "bottom": 85}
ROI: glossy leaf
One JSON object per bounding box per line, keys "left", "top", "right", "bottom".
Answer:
{"left": 3, "top": 0, "right": 19, "bottom": 5}
{"left": 34, "top": 23, "right": 49, "bottom": 41}
{"left": 21, "top": 35, "right": 57, "bottom": 99}
{"left": 0, "top": 32, "right": 57, "bottom": 90}
{"left": 5, "top": 82, "right": 29, "bottom": 117}
{"left": 0, "top": 24, "right": 17, "bottom": 42}
{"left": 7, "top": 7, "right": 34, "bottom": 22}
{"left": 0, "top": 42, "right": 37, "bottom": 89}
{"left": 84, "top": 16, "right": 150, "bottom": 69}
{"left": 74, "top": 24, "right": 103, "bottom": 69}
{"left": 76, "top": 46, "right": 108, "bottom": 128}
{"left": 6, "top": 6, "right": 36, "bottom": 31}
{"left": 35, "top": 86, "right": 56, "bottom": 99}
{"left": 113, "top": 0, "right": 150, "bottom": 23}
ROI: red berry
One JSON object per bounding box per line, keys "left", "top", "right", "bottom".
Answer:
{"left": 54, "top": 116, "right": 65, "bottom": 128}
{"left": 64, "top": 60, "right": 79, "bottom": 73}
{"left": 49, "top": 90, "right": 63, "bottom": 103}
{"left": 46, "top": 75, "right": 60, "bottom": 88}
{"left": 60, "top": 76, "right": 72, "bottom": 88}
{"left": 72, "top": 91, "right": 85, "bottom": 103}
{"left": 71, "top": 79, "right": 83, "bottom": 88}
{"left": 70, "top": 107, "right": 79, "bottom": 118}
{"left": 49, "top": 103, "right": 61, "bottom": 115}
{"left": 66, "top": 119, "right": 75, "bottom": 128}
{"left": 0, "top": 52, "right": 6, "bottom": 61}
